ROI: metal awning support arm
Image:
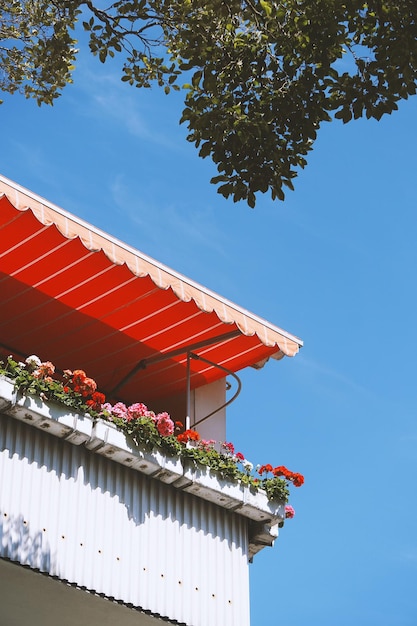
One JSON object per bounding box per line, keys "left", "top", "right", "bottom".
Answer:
{"left": 108, "top": 329, "right": 241, "bottom": 397}
{"left": 190, "top": 353, "right": 242, "bottom": 428}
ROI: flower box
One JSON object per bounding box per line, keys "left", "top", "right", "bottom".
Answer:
{"left": 180, "top": 461, "right": 246, "bottom": 510}
{"left": 1, "top": 376, "right": 92, "bottom": 445}
{"left": 238, "top": 487, "right": 285, "bottom": 523}
{"left": 180, "top": 461, "right": 285, "bottom": 523}
{"left": 86, "top": 418, "right": 184, "bottom": 483}
{"left": 0, "top": 372, "right": 287, "bottom": 529}
{"left": 0, "top": 376, "right": 16, "bottom": 411}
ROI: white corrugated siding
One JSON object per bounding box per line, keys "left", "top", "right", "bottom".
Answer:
{"left": 0, "top": 414, "right": 250, "bottom": 626}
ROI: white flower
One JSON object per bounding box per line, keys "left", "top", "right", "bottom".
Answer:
{"left": 25, "top": 355, "right": 41, "bottom": 369}
{"left": 243, "top": 460, "right": 254, "bottom": 473}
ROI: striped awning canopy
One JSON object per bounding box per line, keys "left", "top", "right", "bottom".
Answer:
{"left": 0, "top": 175, "right": 302, "bottom": 405}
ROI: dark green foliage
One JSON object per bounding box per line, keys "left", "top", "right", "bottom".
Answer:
{"left": 2, "top": 1, "right": 416, "bottom": 205}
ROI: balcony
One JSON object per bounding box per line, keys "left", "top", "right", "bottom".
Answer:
{"left": 0, "top": 375, "right": 285, "bottom": 626}
{"left": 0, "top": 175, "right": 302, "bottom": 626}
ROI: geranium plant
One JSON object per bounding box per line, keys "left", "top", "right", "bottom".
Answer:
{"left": 0, "top": 354, "right": 303, "bottom": 513}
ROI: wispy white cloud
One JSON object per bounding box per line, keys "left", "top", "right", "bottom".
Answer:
{"left": 397, "top": 549, "right": 417, "bottom": 564}
{"left": 93, "top": 90, "right": 182, "bottom": 150}
{"left": 107, "top": 174, "right": 229, "bottom": 265}
{"left": 296, "top": 353, "right": 375, "bottom": 397}
{"left": 71, "top": 51, "right": 186, "bottom": 151}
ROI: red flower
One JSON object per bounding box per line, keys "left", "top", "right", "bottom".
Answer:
{"left": 235, "top": 452, "right": 245, "bottom": 461}
{"left": 272, "top": 465, "right": 291, "bottom": 478}
{"left": 258, "top": 464, "right": 273, "bottom": 475}
{"left": 177, "top": 429, "right": 200, "bottom": 444}
{"left": 291, "top": 473, "right": 305, "bottom": 487}
{"left": 86, "top": 391, "right": 106, "bottom": 412}
{"left": 271, "top": 466, "right": 304, "bottom": 486}
{"left": 72, "top": 370, "right": 86, "bottom": 384}
{"left": 92, "top": 391, "right": 105, "bottom": 404}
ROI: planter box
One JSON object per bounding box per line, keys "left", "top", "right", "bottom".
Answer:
{"left": 239, "top": 488, "right": 285, "bottom": 523}
{"left": 180, "top": 461, "right": 246, "bottom": 511}
{"left": 0, "top": 376, "right": 16, "bottom": 411}
{"left": 0, "top": 377, "right": 92, "bottom": 445}
{"left": 86, "top": 418, "right": 184, "bottom": 484}
{"left": 180, "top": 462, "right": 285, "bottom": 523}
{"left": 0, "top": 379, "right": 284, "bottom": 529}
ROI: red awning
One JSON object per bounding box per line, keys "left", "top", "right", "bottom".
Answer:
{"left": 0, "top": 175, "right": 302, "bottom": 405}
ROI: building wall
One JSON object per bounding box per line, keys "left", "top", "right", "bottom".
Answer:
{"left": 153, "top": 379, "right": 227, "bottom": 444}
{"left": 0, "top": 413, "right": 250, "bottom": 626}
{"left": 192, "top": 378, "right": 226, "bottom": 442}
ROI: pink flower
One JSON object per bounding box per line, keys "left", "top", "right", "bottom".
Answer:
{"left": 111, "top": 402, "right": 128, "bottom": 420}
{"left": 199, "top": 439, "right": 216, "bottom": 450}
{"left": 285, "top": 505, "right": 295, "bottom": 519}
{"left": 156, "top": 412, "right": 174, "bottom": 436}
{"left": 32, "top": 360, "right": 55, "bottom": 379}
{"left": 72, "top": 369, "right": 87, "bottom": 384}
{"left": 39, "top": 361, "right": 55, "bottom": 377}
{"left": 128, "top": 403, "right": 148, "bottom": 420}
{"left": 222, "top": 442, "right": 235, "bottom": 455}
{"left": 80, "top": 376, "right": 97, "bottom": 395}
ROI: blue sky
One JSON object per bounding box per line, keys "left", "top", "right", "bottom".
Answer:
{"left": 1, "top": 35, "right": 417, "bottom": 626}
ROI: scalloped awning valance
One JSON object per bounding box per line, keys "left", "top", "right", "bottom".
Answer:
{"left": 0, "top": 174, "right": 302, "bottom": 404}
